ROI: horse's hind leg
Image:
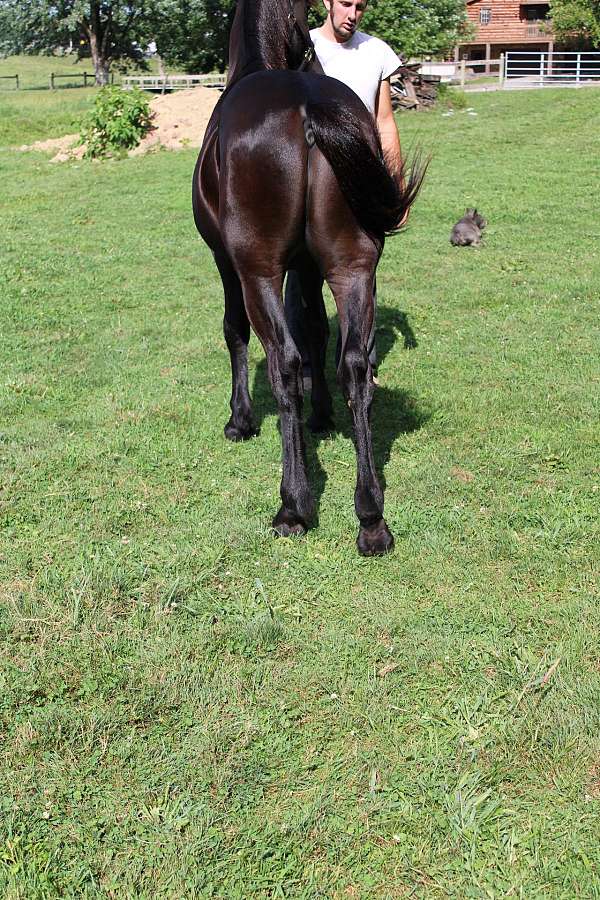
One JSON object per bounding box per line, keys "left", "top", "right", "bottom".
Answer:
{"left": 239, "top": 273, "right": 314, "bottom": 536}
{"left": 215, "top": 253, "right": 257, "bottom": 441}
{"left": 294, "top": 255, "right": 334, "bottom": 433}
{"left": 332, "top": 272, "right": 394, "bottom": 556}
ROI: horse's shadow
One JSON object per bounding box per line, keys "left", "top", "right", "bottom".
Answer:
{"left": 249, "top": 305, "right": 428, "bottom": 521}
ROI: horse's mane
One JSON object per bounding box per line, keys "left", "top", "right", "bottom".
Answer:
{"left": 227, "top": 0, "right": 306, "bottom": 87}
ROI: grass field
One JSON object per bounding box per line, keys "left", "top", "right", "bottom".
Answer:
{"left": 1, "top": 85, "right": 600, "bottom": 896}
{"left": 0, "top": 55, "right": 191, "bottom": 146}
{"left": 0, "top": 53, "right": 98, "bottom": 90}
{"left": 0, "top": 53, "right": 175, "bottom": 91}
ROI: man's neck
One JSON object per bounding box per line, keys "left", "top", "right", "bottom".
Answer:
{"left": 317, "top": 19, "right": 355, "bottom": 44}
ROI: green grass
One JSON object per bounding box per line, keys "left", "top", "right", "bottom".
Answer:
{"left": 0, "top": 54, "right": 190, "bottom": 147}
{"left": 1, "top": 87, "right": 600, "bottom": 896}
{"left": 0, "top": 53, "right": 175, "bottom": 91}
{"left": 0, "top": 87, "right": 98, "bottom": 146}
{"left": 0, "top": 53, "right": 98, "bottom": 90}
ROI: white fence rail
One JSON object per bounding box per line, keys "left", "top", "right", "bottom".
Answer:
{"left": 122, "top": 74, "right": 226, "bottom": 92}
{"left": 504, "top": 51, "right": 600, "bottom": 87}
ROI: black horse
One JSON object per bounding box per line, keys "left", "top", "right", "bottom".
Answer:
{"left": 192, "top": 0, "right": 424, "bottom": 555}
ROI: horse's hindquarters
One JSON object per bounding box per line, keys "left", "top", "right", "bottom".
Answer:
{"left": 218, "top": 79, "right": 312, "bottom": 275}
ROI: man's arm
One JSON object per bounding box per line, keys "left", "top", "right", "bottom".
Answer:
{"left": 375, "top": 78, "right": 402, "bottom": 175}
{"left": 375, "top": 77, "right": 409, "bottom": 224}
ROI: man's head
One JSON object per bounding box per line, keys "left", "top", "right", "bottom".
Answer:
{"left": 322, "top": 0, "right": 367, "bottom": 42}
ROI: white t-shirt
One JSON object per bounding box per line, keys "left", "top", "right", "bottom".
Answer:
{"left": 310, "top": 29, "right": 401, "bottom": 114}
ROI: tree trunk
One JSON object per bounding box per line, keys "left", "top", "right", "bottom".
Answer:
{"left": 89, "top": 29, "right": 110, "bottom": 85}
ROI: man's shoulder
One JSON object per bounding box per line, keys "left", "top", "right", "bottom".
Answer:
{"left": 310, "top": 28, "right": 395, "bottom": 55}
{"left": 352, "top": 31, "right": 394, "bottom": 53}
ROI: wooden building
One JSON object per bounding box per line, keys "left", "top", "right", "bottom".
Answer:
{"left": 455, "top": 0, "right": 555, "bottom": 69}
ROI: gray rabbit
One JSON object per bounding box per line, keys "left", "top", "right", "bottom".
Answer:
{"left": 450, "top": 208, "right": 487, "bottom": 246}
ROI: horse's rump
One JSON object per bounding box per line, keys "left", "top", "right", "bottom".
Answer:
{"left": 216, "top": 70, "right": 412, "bottom": 252}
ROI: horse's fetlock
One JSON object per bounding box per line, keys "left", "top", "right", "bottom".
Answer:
{"left": 355, "top": 482, "right": 384, "bottom": 522}
{"left": 282, "top": 345, "right": 302, "bottom": 374}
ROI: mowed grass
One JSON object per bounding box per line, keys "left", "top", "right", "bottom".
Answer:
{"left": 0, "top": 52, "right": 172, "bottom": 90}
{"left": 0, "top": 53, "right": 98, "bottom": 90}
{"left": 0, "top": 54, "right": 181, "bottom": 146}
{"left": 0, "top": 55, "right": 107, "bottom": 147}
{"left": 1, "top": 87, "right": 600, "bottom": 896}
{"left": 0, "top": 86, "right": 98, "bottom": 146}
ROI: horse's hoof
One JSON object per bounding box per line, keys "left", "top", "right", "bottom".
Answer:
{"left": 224, "top": 419, "right": 257, "bottom": 442}
{"left": 307, "top": 413, "right": 334, "bottom": 434}
{"left": 272, "top": 507, "right": 307, "bottom": 538}
{"left": 357, "top": 520, "right": 395, "bottom": 556}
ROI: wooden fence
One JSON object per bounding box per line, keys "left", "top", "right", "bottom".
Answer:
{"left": 0, "top": 70, "right": 221, "bottom": 92}
{"left": 0, "top": 74, "right": 19, "bottom": 90}
{"left": 456, "top": 58, "right": 503, "bottom": 87}
{"left": 49, "top": 71, "right": 114, "bottom": 89}
{"left": 122, "top": 74, "right": 226, "bottom": 92}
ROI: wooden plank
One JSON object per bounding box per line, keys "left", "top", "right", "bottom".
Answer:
{"left": 122, "top": 73, "right": 226, "bottom": 92}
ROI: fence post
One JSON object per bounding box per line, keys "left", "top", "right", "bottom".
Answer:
{"left": 83, "top": 71, "right": 87, "bottom": 87}
{"left": 498, "top": 53, "right": 504, "bottom": 87}
{"left": 460, "top": 57, "right": 466, "bottom": 88}
{"left": 576, "top": 53, "right": 581, "bottom": 84}
{"left": 539, "top": 52, "right": 545, "bottom": 85}
{"left": 16, "top": 74, "right": 19, "bottom": 90}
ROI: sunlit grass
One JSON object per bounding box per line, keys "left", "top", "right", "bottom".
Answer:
{"left": 1, "top": 86, "right": 599, "bottom": 895}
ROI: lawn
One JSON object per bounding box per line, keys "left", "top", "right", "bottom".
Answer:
{"left": 0, "top": 55, "right": 189, "bottom": 146}
{"left": 0, "top": 53, "right": 177, "bottom": 91}
{"left": 1, "top": 86, "right": 599, "bottom": 896}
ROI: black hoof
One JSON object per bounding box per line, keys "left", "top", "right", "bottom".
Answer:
{"left": 357, "top": 519, "right": 395, "bottom": 557}
{"left": 224, "top": 418, "right": 258, "bottom": 442}
{"left": 307, "top": 413, "right": 334, "bottom": 434}
{"left": 272, "top": 507, "right": 307, "bottom": 538}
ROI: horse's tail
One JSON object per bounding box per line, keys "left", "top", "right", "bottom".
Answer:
{"left": 303, "top": 97, "right": 427, "bottom": 240}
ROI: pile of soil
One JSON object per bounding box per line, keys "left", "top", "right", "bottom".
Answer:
{"left": 20, "top": 86, "right": 220, "bottom": 162}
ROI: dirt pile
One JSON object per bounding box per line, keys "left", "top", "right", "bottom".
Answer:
{"left": 131, "top": 86, "right": 219, "bottom": 154}
{"left": 20, "top": 86, "right": 220, "bottom": 162}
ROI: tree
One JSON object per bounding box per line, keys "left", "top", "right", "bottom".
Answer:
{"left": 156, "top": 0, "right": 472, "bottom": 72}
{"left": 0, "top": 0, "right": 148, "bottom": 85}
{"left": 0, "top": 0, "right": 474, "bottom": 84}
{"left": 360, "top": 0, "right": 472, "bottom": 58}
{"left": 309, "top": 0, "right": 470, "bottom": 57}
{"left": 549, "top": 0, "right": 600, "bottom": 45}
{"left": 150, "top": 0, "right": 235, "bottom": 74}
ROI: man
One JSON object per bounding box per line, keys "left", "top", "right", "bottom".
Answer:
{"left": 284, "top": 0, "right": 406, "bottom": 377}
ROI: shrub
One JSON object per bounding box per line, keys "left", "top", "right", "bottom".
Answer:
{"left": 436, "top": 83, "right": 468, "bottom": 109}
{"left": 78, "top": 86, "right": 153, "bottom": 159}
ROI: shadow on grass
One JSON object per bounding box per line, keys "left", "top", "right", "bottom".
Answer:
{"left": 250, "top": 305, "right": 429, "bottom": 522}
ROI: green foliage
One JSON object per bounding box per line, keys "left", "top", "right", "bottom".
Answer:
{"left": 145, "top": 0, "right": 470, "bottom": 77}
{"left": 360, "top": 0, "right": 471, "bottom": 58}
{"left": 151, "top": 0, "right": 235, "bottom": 74}
{"left": 549, "top": 0, "right": 600, "bottom": 44}
{"left": 436, "top": 82, "right": 468, "bottom": 108}
{"left": 0, "top": 0, "right": 148, "bottom": 83}
{"left": 78, "top": 86, "right": 152, "bottom": 158}
{"left": 310, "top": 0, "right": 473, "bottom": 59}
